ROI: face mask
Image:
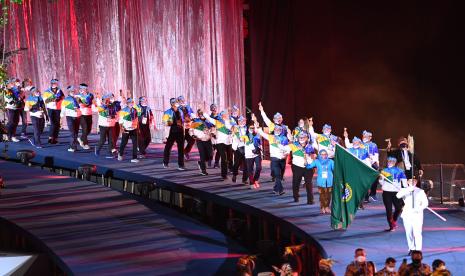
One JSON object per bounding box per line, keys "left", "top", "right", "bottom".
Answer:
{"left": 387, "top": 162, "right": 395, "bottom": 168}
{"left": 298, "top": 122, "right": 304, "bottom": 128}
{"left": 439, "top": 265, "right": 446, "bottom": 270}
{"left": 412, "top": 258, "right": 421, "bottom": 265}
{"left": 323, "top": 130, "right": 331, "bottom": 136}
{"left": 141, "top": 102, "right": 147, "bottom": 107}
{"left": 386, "top": 266, "right": 395, "bottom": 272}
{"left": 174, "top": 103, "right": 180, "bottom": 108}
{"left": 356, "top": 256, "right": 366, "bottom": 263}
{"left": 110, "top": 99, "right": 115, "bottom": 103}
{"left": 363, "top": 138, "right": 370, "bottom": 143}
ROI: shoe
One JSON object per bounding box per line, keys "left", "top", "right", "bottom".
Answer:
{"left": 94, "top": 147, "right": 99, "bottom": 157}
{"left": 200, "top": 171, "right": 208, "bottom": 176}
{"left": 36, "top": 145, "right": 43, "bottom": 149}
{"left": 253, "top": 181, "right": 260, "bottom": 189}
{"left": 278, "top": 191, "right": 285, "bottom": 196}
{"left": 272, "top": 191, "right": 278, "bottom": 195}
{"left": 232, "top": 175, "right": 237, "bottom": 183}
{"left": 385, "top": 227, "right": 395, "bottom": 232}
{"left": 28, "top": 138, "right": 35, "bottom": 147}
{"left": 111, "top": 148, "right": 117, "bottom": 153}
{"left": 117, "top": 154, "right": 123, "bottom": 161}
{"left": 77, "top": 138, "right": 84, "bottom": 147}
{"left": 68, "top": 148, "right": 75, "bottom": 152}
{"left": 163, "top": 163, "right": 168, "bottom": 168}
{"left": 20, "top": 134, "right": 27, "bottom": 139}
{"left": 177, "top": 166, "right": 186, "bottom": 171}
{"left": 185, "top": 153, "right": 190, "bottom": 160}
{"left": 48, "top": 137, "right": 52, "bottom": 144}
{"left": 138, "top": 154, "right": 146, "bottom": 159}
{"left": 131, "top": 159, "right": 140, "bottom": 163}
{"left": 369, "top": 195, "right": 378, "bottom": 202}
{"left": 83, "top": 144, "right": 90, "bottom": 150}
{"left": 11, "top": 137, "right": 20, "bottom": 142}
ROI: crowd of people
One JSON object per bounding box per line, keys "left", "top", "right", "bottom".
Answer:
{"left": 3, "top": 76, "right": 433, "bottom": 260}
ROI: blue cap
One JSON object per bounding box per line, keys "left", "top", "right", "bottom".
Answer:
{"left": 323, "top": 124, "right": 331, "bottom": 130}
{"left": 177, "top": 95, "right": 185, "bottom": 102}
{"left": 51, "top": 79, "right": 59, "bottom": 84}
{"left": 387, "top": 156, "right": 397, "bottom": 162}
{"left": 273, "top": 112, "right": 283, "bottom": 119}
{"left": 352, "top": 136, "right": 362, "bottom": 143}
{"left": 237, "top": 115, "right": 246, "bottom": 122}
{"left": 169, "top": 98, "right": 177, "bottom": 104}
{"left": 362, "top": 130, "right": 372, "bottom": 137}
{"left": 102, "top": 93, "right": 112, "bottom": 100}
{"left": 66, "top": 85, "right": 75, "bottom": 91}
{"left": 274, "top": 125, "right": 283, "bottom": 132}
{"left": 319, "top": 149, "right": 328, "bottom": 155}
{"left": 298, "top": 131, "right": 309, "bottom": 138}
{"left": 127, "top": 98, "right": 134, "bottom": 104}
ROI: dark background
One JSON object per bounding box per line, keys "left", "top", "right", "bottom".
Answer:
{"left": 247, "top": 0, "right": 465, "bottom": 164}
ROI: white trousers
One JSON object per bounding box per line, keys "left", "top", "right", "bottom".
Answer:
{"left": 402, "top": 212, "right": 423, "bottom": 250}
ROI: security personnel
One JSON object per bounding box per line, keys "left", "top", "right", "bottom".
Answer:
{"left": 43, "top": 79, "right": 64, "bottom": 144}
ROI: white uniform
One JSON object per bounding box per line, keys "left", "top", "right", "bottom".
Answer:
{"left": 396, "top": 186, "right": 429, "bottom": 250}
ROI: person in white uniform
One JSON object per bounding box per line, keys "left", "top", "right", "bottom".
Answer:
{"left": 396, "top": 179, "right": 429, "bottom": 255}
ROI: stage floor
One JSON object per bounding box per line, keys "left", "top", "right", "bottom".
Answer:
{"left": 0, "top": 160, "right": 247, "bottom": 275}
{"left": 2, "top": 129, "right": 465, "bottom": 274}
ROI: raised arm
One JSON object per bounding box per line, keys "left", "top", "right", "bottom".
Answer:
{"left": 258, "top": 102, "right": 273, "bottom": 128}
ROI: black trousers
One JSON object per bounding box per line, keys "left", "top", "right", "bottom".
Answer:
{"left": 66, "top": 116, "right": 80, "bottom": 150}
{"left": 291, "top": 164, "right": 314, "bottom": 203}
{"left": 96, "top": 126, "right": 114, "bottom": 154}
{"left": 382, "top": 191, "right": 404, "bottom": 227}
{"left": 197, "top": 140, "right": 213, "bottom": 172}
{"left": 227, "top": 144, "right": 233, "bottom": 170}
{"left": 19, "top": 108, "right": 27, "bottom": 135}
{"left": 113, "top": 123, "right": 121, "bottom": 150}
{"left": 30, "top": 116, "right": 45, "bottom": 146}
{"left": 138, "top": 124, "right": 151, "bottom": 155}
{"left": 232, "top": 147, "right": 247, "bottom": 181}
{"left": 184, "top": 128, "right": 195, "bottom": 154}
{"left": 214, "top": 144, "right": 220, "bottom": 165}
{"left": 246, "top": 156, "right": 262, "bottom": 183}
{"left": 6, "top": 109, "right": 20, "bottom": 139}
{"left": 79, "top": 115, "right": 92, "bottom": 145}
{"left": 215, "top": 143, "right": 229, "bottom": 177}
{"left": 119, "top": 129, "right": 138, "bottom": 159}
{"left": 271, "top": 158, "right": 286, "bottom": 193}
{"left": 163, "top": 128, "right": 184, "bottom": 167}
{"left": 47, "top": 109, "right": 61, "bottom": 140}
{"left": 271, "top": 156, "right": 286, "bottom": 180}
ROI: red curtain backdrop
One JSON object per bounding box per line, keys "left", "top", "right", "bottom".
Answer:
{"left": 6, "top": 0, "right": 245, "bottom": 121}
{"left": 249, "top": 0, "right": 465, "bottom": 164}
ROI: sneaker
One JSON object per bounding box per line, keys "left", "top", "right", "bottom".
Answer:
{"left": 178, "top": 166, "right": 186, "bottom": 171}
{"left": 111, "top": 148, "right": 117, "bottom": 153}
{"left": 369, "top": 195, "right": 378, "bottom": 202}
{"left": 11, "top": 137, "right": 20, "bottom": 142}
{"left": 138, "top": 154, "right": 146, "bottom": 159}
{"left": 279, "top": 191, "right": 286, "bottom": 196}
{"left": 83, "top": 144, "right": 90, "bottom": 150}
{"left": 253, "top": 181, "right": 260, "bottom": 189}
{"left": 117, "top": 154, "right": 123, "bottom": 161}
{"left": 77, "top": 137, "right": 84, "bottom": 147}
{"left": 20, "top": 134, "right": 27, "bottom": 139}
{"left": 36, "top": 145, "right": 43, "bottom": 149}
{"left": 130, "top": 159, "right": 140, "bottom": 163}
{"left": 48, "top": 137, "right": 52, "bottom": 144}
{"left": 200, "top": 171, "right": 208, "bottom": 176}
{"left": 163, "top": 163, "right": 168, "bottom": 168}
{"left": 68, "top": 148, "right": 75, "bottom": 152}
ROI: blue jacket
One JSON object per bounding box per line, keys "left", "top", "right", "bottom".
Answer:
{"left": 348, "top": 147, "right": 369, "bottom": 160}
{"left": 307, "top": 158, "right": 334, "bottom": 188}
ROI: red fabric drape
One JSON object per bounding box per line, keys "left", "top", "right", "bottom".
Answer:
{"left": 6, "top": 0, "right": 245, "bottom": 120}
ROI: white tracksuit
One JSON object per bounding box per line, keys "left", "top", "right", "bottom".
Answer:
{"left": 396, "top": 186, "right": 429, "bottom": 251}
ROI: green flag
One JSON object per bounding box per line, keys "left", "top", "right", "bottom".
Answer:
{"left": 331, "top": 144, "right": 380, "bottom": 229}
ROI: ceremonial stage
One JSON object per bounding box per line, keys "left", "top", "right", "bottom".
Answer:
{"left": 1, "top": 130, "right": 465, "bottom": 275}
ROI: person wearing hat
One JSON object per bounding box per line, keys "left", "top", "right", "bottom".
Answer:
{"left": 43, "top": 78, "right": 64, "bottom": 144}
{"left": 282, "top": 131, "right": 316, "bottom": 204}
{"left": 257, "top": 122, "right": 290, "bottom": 195}
{"left": 398, "top": 251, "right": 432, "bottom": 275}
{"left": 396, "top": 177, "right": 429, "bottom": 254}
{"left": 94, "top": 93, "right": 117, "bottom": 158}
{"left": 231, "top": 115, "right": 249, "bottom": 183}
{"left": 190, "top": 109, "right": 214, "bottom": 175}
{"left": 204, "top": 110, "right": 233, "bottom": 180}
{"left": 76, "top": 83, "right": 94, "bottom": 150}
{"left": 109, "top": 93, "right": 123, "bottom": 153}
{"left": 162, "top": 98, "right": 185, "bottom": 170}
{"left": 15, "top": 78, "right": 28, "bottom": 139}
{"left": 380, "top": 156, "right": 407, "bottom": 231}
{"left": 4, "top": 78, "right": 22, "bottom": 142}
{"left": 136, "top": 96, "right": 154, "bottom": 158}
{"left": 307, "top": 149, "right": 335, "bottom": 214}
{"left": 345, "top": 129, "right": 380, "bottom": 202}
{"left": 118, "top": 98, "right": 139, "bottom": 163}
{"left": 24, "top": 87, "right": 47, "bottom": 148}
{"left": 308, "top": 118, "right": 338, "bottom": 159}
{"left": 60, "top": 86, "right": 81, "bottom": 152}
{"left": 387, "top": 137, "right": 423, "bottom": 180}
{"left": 347, "top": 137, "right": 371, "bottom": 165}
{"left": 243, "top": 122, "right": 262, "bottom": 189}
{"left": 209, "top": 103, "right": 220, "bottom": 168}
{"left": 176, "top": 96, "right": 196, "bottom": 161}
